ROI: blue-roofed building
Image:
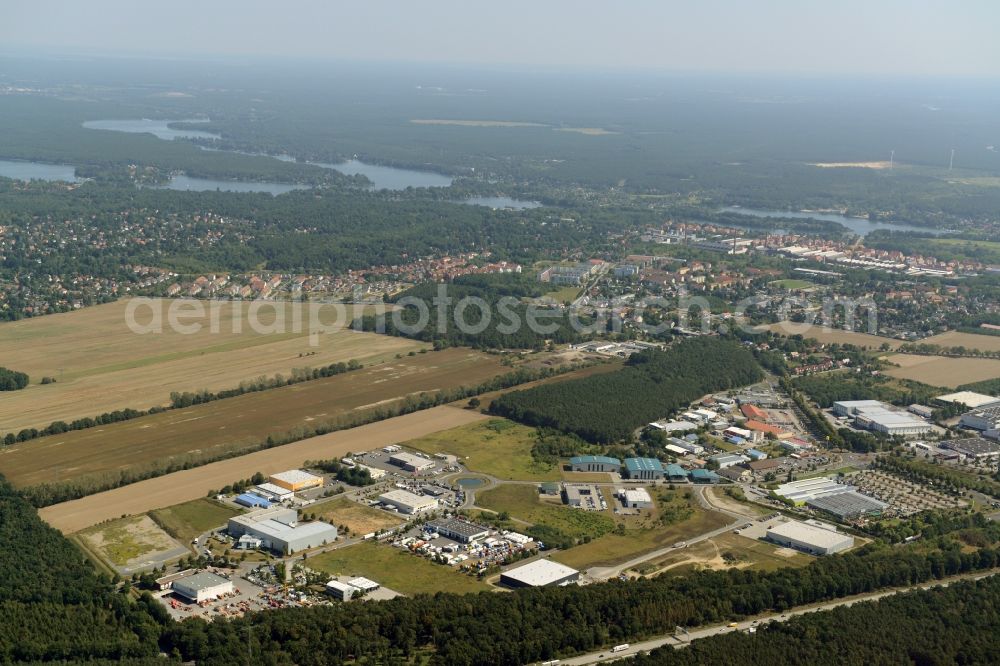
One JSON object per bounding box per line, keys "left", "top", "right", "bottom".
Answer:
{"left": 623, "top": 457, "right": 665, "bottom": 480}
{"left": 665, "top": 463, "right": 688, "bottom": 482}
{"left": 746, "top": 448, "right": 768, "bottom": 461}
{"left": 569, "top": 455, "right": 621, "bottom": 473}
{"left": 726, "top": 435, "right": 746, "bottom": 446}
{"left": 690, "top": 468, "right": 720, "bottom": 484}
{"left": 235, "top": 493, "right": 271, "bottom": 509}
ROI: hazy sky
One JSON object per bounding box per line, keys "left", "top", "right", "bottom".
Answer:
{"left": 4, "top": 0, "right": 999, "bottom": 76}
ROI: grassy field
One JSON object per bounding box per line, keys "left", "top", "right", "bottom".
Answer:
{"left": 0, "top": 298, "right": 424, "bottom": 431}
{"left": 309, "top": 498, "right": 404, "bottom": 537}
{"left": 762, "top": 323, "right": 901, "bottom": 349}
{"left": 547, "top": 286, "right": 583, "bottom": 303}
{"left": 148, "top": 498, "right": 242, "bottom": 543}
{"left": 78, "top": 515, "right": 185, "bottom": 568}
{"left": 0, "top": 348, "right": 506, "bottom": 488}
{"left": 551, "top": 489, "right": 731, "bottom": 570}
{"left": 478, "top": 484, "right": 614, "bottom": 540}
{"left": 883, "top": 354, "right": 1000, "bottom": 387}
{"left": 641, "top": 532, "right": 812, "bottom": 576}
{"left": 769, "top": 279, "right": 814, "bottom": 290}
{"left": 404, "top": 418, "right": 561, "bottom": 482}
{"left": 308, "top": 541, "right": 489, "bottom": 595}
{"left": 40, "top": 406, "right": 489, "bottom": 534}
{"left": 921, "top": 330, "right": 1000, "bottom": 353}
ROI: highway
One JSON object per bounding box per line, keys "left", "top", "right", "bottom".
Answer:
{"left": 556, "top": 569, "right": 1000, "bottom": 665}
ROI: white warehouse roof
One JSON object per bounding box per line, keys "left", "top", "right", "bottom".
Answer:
{"left": 501, "top": 559, "right": 579, "bottom": 587}
{"left": 270, "top": 470, "right": 322, "bottom": 486}
{"left": 767, "top": 521, "right": 853, "bottom": 551}
{"left": 936, "top": 391, "right": 1000, "bottom": 409}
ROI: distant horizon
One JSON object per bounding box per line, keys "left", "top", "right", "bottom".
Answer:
{"left": 4, "top": 1, "right": 1000, "bottom": 78}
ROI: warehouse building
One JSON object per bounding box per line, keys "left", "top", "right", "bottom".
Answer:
{"left": 389, "top": 452, "right": 436, "bottom": 473}
{"left": 773, "top": 477, "right": 853, "bottom": 506}
{"left": 665, "top": 463, "right": 689, "bottom": 482}
{"left": 235, "top": 492, "right": 271, "bottom": 509}
{"left": 269, "top": 470, "right": 324, "bottom": 492}
{"left": 172, "top": 571, "right": 234, "bottom": 603}
{"left": 942, "top": 437, "right": 1000, "bottom": 461}
{"left": 617, "top": 487, "right": 654, "bottom": 509}
{"left": 766, "top": 520, "right": 854, "bottom": 555}
{"left": 960, "top": 406, "right": 1000, "bottom": 433}
{"left": 807, "top": 491, "right": 888, "bottom": 520}
{"left": 709, "top": 453, "right": 750, "bottom": 469}
{"left": 378, "top": 489, "right": 438, "bottom": 514}
{"left": 252, "top": 482, "right": 294, "bottom": 503}
{"left": 833, "top": 400, "right": 932, "bottom": 437}
{"left": 623, "top": 457, "right": 665, "bottom": 480}
{"left": 935, "top": 391, "right": 1000, "bottom": 410}
{"left": 690, "top": 468, "right": 720, "bottom": 484}
{"left": 648, "top": 420, "right": 699, "bottom": 434}
{"left": 228, "top": 507, "right": 338, "bottom": 554}
{"left": 425, "top": 517, "right": 490, "bottom": 543}
{"left": 569, "top": 455, "right": 621, "bottom": 473}
{"left": 500, "top": 559, "right": 580, "bottom": 588}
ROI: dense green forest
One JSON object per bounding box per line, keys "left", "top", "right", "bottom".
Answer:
{"left": 0, "top": 367, "right": 29, "bottom": 391}
{"left": 0, "top": 478, "right": 166, "bottom": 661}
{"left": 627, "top": 576, "right": 1000, "bottom": 666}
{"left": 491, "top": 337, "right": 763, "bottom": 442}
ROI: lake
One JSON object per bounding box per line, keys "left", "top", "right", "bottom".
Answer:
{"left": 463, "top": 196, "right": 542, "bottom": 210}
{"left": 158, "top": 175, "right": 306, "bottom": 195}
{"left": 82, "top": 118, "right": 221, "bottom": 141}
{"left": 0, "top": 159, "right": 78, "bottom": 182}
{"left": 313, "top": 159, "right": 454, "bottom": 190}
{"left": 455, "top": 477, "right": 485, "bottom": 489}
{"left": 719, "top": 206, "right": 945, "bottom": 237}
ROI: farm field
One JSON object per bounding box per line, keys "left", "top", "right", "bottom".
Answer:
{"left": 38, "top": 405, "right": 489, "bottom": 533}
{"left": 403, "top": 418, "right": 561, "bottom": 482}
{"left": 77, "top": 515, "right": 188, "bottom": 574}
{"left": 761, "top": 323, "right": 902, "bottom": 349}
{"left": 921, "top": 330, "right": 1000, "bottom": 353}
{"left": 0, "top": 298, "right": 422, "bottom": 431}
{"left": 148, "top": 498, "right": 243, "bottom": 543}
{"left": 308, "top": 541, "right": 489, "bottom": 596}
{"left": 883, "top": 354, "right": 1000, "bottom": 387}
{"left": 0, "top": 348, "right": 505, "bottom": 489}
{"left": 309, "top": 498, "right": 404, "bottom": 537}
{"left": 477, "top": 484, "right": 614, "bottom": 540}
{"left": 551, "top": 489, "right": 731, "bottom": 570}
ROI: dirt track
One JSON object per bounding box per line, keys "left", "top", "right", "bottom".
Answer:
{"left": 39, "top": 406, "right": 489, "bottom": 534}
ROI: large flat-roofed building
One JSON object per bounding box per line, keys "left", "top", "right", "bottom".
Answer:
{"left": 500, "top": 559, "right": 580, "bottom": 588}
{"left": 942, "top": 437, "right": 1000, "bottom": 461}
{"left": 960, "top": 406, "right": 1000, "bottom": 433}
{"left": 326, "top": 580, "right": 359, "bottom": 601}
{"left": 766, "top": 520, "right": 854, "bottom": 555}
{"left": 389, "top": 452, "right": 436, "bottom": 473}
{"left": 936, "top": 391, "right": 1000, "bottom": 410}
{"left": 690, "top": 468, "right": 720, "bottom": 484}
{"left": 834, "top": 400, "right": 932, "bottom": 437}
{"left": 172, "top": 571, "right": 234, "bottom": 603}
{"left": 807, "top": 490, "right": 888, "bottom": 520}
{"left": 623, "top": 457, "right": 665, "bottom": 480}
{"left": 253, "top": 482, "right": 294, "bottom": 503}
{"left": 228, "top": 506, "right": 337, "bottom": 554}
{"left": 569, "top": 455, "right": 621, "bottom": 473}
{"left": 648, "top": 420, "right": 699, "bottom": 434}
{"left": 425, "top": 517, "right": 490, "bottom": 543}
{"left": 269, "top": 469, "right": 324, "bottom": 492}
{"left": 709, "top": 453, "right": 749, "bottom": 469}
{"left": 379, "top": 489, "right": 438, "bottom": 514}
{"left": 773, "top": 477, "right": 853, "bottom": 506}
{"left": 665, "top": 463, "right": 688, "bottom": 482}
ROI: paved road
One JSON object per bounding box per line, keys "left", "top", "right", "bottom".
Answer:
{"left": 557, "top": 570, "right": 999, "bottom": 665}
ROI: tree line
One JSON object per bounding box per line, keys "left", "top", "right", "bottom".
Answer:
{"left": 0, "top": 366, "right": 28, "bottom": 391}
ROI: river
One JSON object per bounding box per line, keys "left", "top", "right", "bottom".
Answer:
{"left": 0, "top": 159, "right": 78, "bottom": 182}
{"left": 719, "top": 206, "right": 945, "bottom": 236}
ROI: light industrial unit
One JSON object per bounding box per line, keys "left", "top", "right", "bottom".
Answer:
{"left": 500, "top": 559, "right": 580, "bottom": 588}
{"left": 378, "top": 489, "right": 439, "bottom": 514}
{"left": 569, "top": 455, "right": 621, "bottom": 473}
{"left": 389, "top": 452, "right": 436, "bottom": 473}
{"left": 766, "top": 520, "right": 854, "bottom": 555}
{"left": 425, "top": 517, "right": 490, "bottom": 543}
{"left": 171, "top": 572, "right": 234, "bottom": 603}
{"left": 228, "top": 507, "right": 337, "bottom": 554}
{"left": 269, "top": 469, "right": 324, "bottom": 492}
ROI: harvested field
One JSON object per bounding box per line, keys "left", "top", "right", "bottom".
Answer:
{"left": 38, "top": 405, "right": 488, "bottom": 533}
{"left": 762, "top": 322, "right": 902, "bottom": 349}
{"left": 883, "top": 354, "right": 1000, "bottom": 387}
{"left": 921, "top": 331, "right": 1000, "bottom": 353}
{"left": 0, "top": 348, "right": 505, "bottom": 488}
{"left": 310, "top": 498, "right": 404, "bottom": 536}
{"left": 0, "top": 298, "right": 422, "bottom": 431}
